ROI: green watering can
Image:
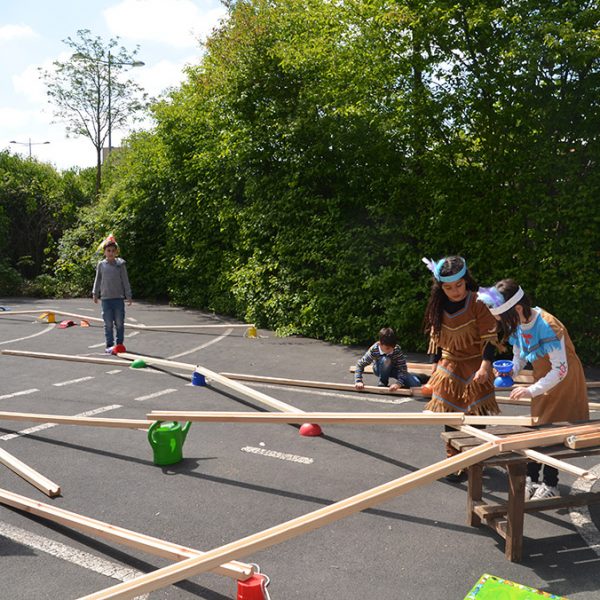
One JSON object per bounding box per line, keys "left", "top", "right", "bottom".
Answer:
{"left": 148, "top": 421, "right": 191, "bottom": 466}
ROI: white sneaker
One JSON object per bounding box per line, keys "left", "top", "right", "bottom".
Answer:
{"left": 531, "top": 482, "right": 559, "bottom": 500}
{"left": 525, "top": 477, "right": 539, "bottom": 500}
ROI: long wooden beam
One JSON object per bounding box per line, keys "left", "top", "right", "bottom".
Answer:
{"left": 0, "top": 487, "right": 253, "bottom": 580}
{"left": 565, "top": 432, "right": 600, "bottom": 450}
{"left": 0, "top": 411, "right": 151, "bottom": 430}
{"left": 495, "top": 394, "right": 600, "bottom": 411}
{"left": 147, "top": 410, "right": 536, "bottom": 427}
{"left": 0, "top": 308, "right": 253, "bottom": 330}
{"left": 0, "top": 447, "right": 60, "bottom": 497}
{"left": 78, "top": 441, "right": 499, "bottom": 599}
{"left": 220, "top": 372, "right": 415, "bottom": 396}
{"left": 496, "top": 422, "right": 600, "bottom": 453}
{"left": 119, "top": 352, "right": 305, "bottom": 415}
{"left": 460, "top": 424, "right": 592, "bottom": 479}
{"left": 1, "top": 349, "right": 126, "bottom": 367}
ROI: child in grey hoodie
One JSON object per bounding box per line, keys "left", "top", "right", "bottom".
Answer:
{"left": 92, "top": 235, "right": 132, "bottom": 352}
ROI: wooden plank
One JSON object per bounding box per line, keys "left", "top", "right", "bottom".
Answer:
{"left": 350, "top": 363, "right": 535, "bottom": 384}
{"left": 77, "top": 441, "right": 500, "bottom": 599}
{"left": 474, "top": 491, "right": 600, "bottom": 520}
{"left": 147, "top": 411, "right": 536, "bottom": 427}
{"left": 0, "top": 308, "right": 252, "bottom": 331}
{"left": 1, "top": 349, "right": 126, "bottom": 367}
{"left": 505, "top": 462, "right": 526, "bottom": 561}
{"left": 565, "top": 432, "right": 600, "bottom": 450}
{"left": 0, "top": 488, "right": 253, "bottom": 580}
{"left": 496, "top": 395, "right": 600, "bottom": 410}
{"left": 219, "top": 372, "right": 415, "bottom": 396}
{"left": 119, "top": 352, "right": 305, "bottom": 415}
{"left": 460, "top": 425, "right": 591, "bottom": 479}
{"left": 0, "top": 411, "right": 152, "bottom": 430}
{"left": 0, "top": 447, "right": 60, "bottom": 497}
{"left": 497, "top": 422, "right": 600, "bottom": 453}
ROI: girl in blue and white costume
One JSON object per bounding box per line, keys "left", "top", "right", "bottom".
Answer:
{"left": 478, "top": 279, "right": 589, "bottom": 499}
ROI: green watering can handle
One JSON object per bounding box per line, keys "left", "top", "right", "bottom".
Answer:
{"left": 181, "top": 421, "right": 191, "bottom": 442}
{"left": 148, "top": 420, "right": 162, "bottom": 447}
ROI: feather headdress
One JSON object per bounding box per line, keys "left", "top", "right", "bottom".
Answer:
{"left": 477, "top": 286, "right": 505, "bottom": 309}
{"left": 421, "top": 257, "right": 437, "bottom": 274}
{"left": 97, "top": 234, "right": 118, "bottom": 252}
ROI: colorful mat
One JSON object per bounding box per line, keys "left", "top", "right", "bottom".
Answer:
{"left": 464, "top": 573, "right": 567, "bottom": 599}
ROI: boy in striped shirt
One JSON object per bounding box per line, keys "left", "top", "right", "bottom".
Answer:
{"left": 354, "top": 327, "right": 409, "bottom": 391}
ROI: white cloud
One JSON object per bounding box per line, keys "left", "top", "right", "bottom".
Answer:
{"left": 129, "top": 55, "right": 199, "bottom": 98}
{"left": 0, "top": 24, "right": 37, "bottom": 43}
{"left": 104, "top": 0, "right": 227, "bottom": 48}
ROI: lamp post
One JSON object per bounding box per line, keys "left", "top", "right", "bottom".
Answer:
{"left": 72, "top": 51, "right": 144, "bottom": 155}
{"left": 9, "top": 138, "right": 50, "bottom": 159}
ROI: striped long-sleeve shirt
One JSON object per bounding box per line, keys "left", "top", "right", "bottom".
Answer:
{"left": 354, "top": 343, "right": 408, "bottom": 384}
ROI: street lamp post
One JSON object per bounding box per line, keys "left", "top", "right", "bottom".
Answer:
{"left": 9, "top": 138, "right": 50, "bottom": 159}
{"left": 72, "top": 51, "right": 144, "bottom": 155}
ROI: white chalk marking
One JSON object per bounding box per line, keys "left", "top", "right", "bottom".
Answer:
{"left": 134, "top": 388, "right": 178, "bottom": 402}
{"left": 570, "top": 463, "right": 600, "bottom": 556}
{"left": 167, "top": 330, "right": 232, "bottom": 360}
{"left": 53, "top": 376, "right": 95, "bottom": 387}
{"left": 0, "top": 323, "right": 54, "bottom": 346}
{"left": 0, "top": 521, "right": 148, "bottom": 599}
{"left": 0, "top": 388, "right": 39, "bottom": 400}
{"left": 241, "top": 446, "right": 313, "bottom": 465}
{"left": 0, "top": 404, "right": 122, "bottom": 441}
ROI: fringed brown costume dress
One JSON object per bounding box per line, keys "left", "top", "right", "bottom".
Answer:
{"left": 425, "top": 291, "right": 499, "bottom": 415}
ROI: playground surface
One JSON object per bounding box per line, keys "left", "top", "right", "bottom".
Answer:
{"left": 0, "top": 297, "right": 599, "bottom": 599}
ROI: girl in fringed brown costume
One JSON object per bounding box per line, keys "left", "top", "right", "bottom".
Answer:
{"left": 478, "top": 279, "right": 589, "bottom": 500}
{"left": 422, "top": 256, "right": 499, "bottom": 481}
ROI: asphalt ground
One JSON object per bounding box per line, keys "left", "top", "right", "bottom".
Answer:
{"left": 0, "top": 297, "right": 599, "bottom": 600}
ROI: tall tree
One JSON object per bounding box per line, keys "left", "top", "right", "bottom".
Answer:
{"left": 39, "top": 29, "right": 148, "bottom": 194}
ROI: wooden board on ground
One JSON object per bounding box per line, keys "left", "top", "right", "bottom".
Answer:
{"left": 0, "top": 447, "right": 60, "bottom": 497}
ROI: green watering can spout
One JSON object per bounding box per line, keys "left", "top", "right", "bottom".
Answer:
{"left": 148, "top": 420, "right": 191, "bottom": 466}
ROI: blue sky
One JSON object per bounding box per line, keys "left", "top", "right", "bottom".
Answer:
{"left": 1, "top": 0, "right": 226, "bottom": 169}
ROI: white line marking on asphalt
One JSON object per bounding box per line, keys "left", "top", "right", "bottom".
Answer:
{"left": 570, "top": 463, "right": 600, "bottom": 556}
{"left": 106, "top": 369, "right": 122, "bottom": 374}
{"left": 0, "top": 388, "right": 39, "bottom": 400}
{"left": 0, "top": 522, "right": 149, "bottom": 599}
{"left": 0, "top": 404, "right": 122, "bottom": 441}
{"left": 0, "top": 323, "right": 55, "bottom": 346}
{"left": 241, "top": 446, "right": 314, "bottom": 464}
{"left": 53, "top": 376, "right": 95, "bottom": 387}
{"left": 243, "top": 382, "right": 416, "bottom": 405}
{"left": 134, "top": 388, "right": 178, "bottom": 402}
{"left": 88, "top": 330, "right": 140, "bottom": 348}
{"left": 167, "top": 330, "right": 232, "bottom": 360}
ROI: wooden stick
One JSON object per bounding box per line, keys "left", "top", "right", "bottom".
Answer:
{"left": 0, "top": 487, "right": 253, "bottom": 580}
{"left": 565, "top": 432, "right": 600, "bottom": 450}
{"left": 119, "top": 352, "right": 305, "bottom": 415}
{"left": 147, "top": 410, "right": 535, "bottom": 427}
{"left": 0, "top": 411, "right": 152, "bottom": 430}
{"left": 0, "top": 447, "right": 60, "bottom": 497}
{"left": 497, "top": 422, "right": 600, "bottom": 453}
{"left": 77, "top": 442, "right": 499, "bottom": 599}
{"left": 0, "top": 308, "right": 253, "bottom": 331}
{"left": 460, "top": 424, "right": 591, "bottom": 479}
{"left": 133, "top": 323, "right": 254, "bottom": 330}
{"left": 219, "top": 372, "right": 415, "bottom": 396}
{"left": 495, "top": 394, "right": 600, "bottom": 411}
{"left": 1, "top": 349, "right": 126, "bottom": 367}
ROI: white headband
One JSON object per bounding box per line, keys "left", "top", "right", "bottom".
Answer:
{"left": 490, "top": 287, "right": 524, "bottom": 315}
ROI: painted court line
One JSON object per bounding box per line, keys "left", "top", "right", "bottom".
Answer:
{"left": 241, "top": 446, "right": 314, "bottom": 464}
{"left": 134, "top": 388, "right": 178, "bottom": 402}
{"left": 167, "top": 330, "right": 232, "bottom": 360}
{"left": 0, "top": 522, "right": 148, "bottom": 599}
{"left": 0, "top": 323, "right": 55, "bottom": 346}
{"left": 0, "top": 404, "right": 122, "bottom": 441}
{"left": 53, "top": 376, "right": 95, "bottom": 387}
{"left": 0, "top": 388, "right": 39, "bottom": 400}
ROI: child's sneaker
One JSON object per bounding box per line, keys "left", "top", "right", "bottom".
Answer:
{"left": 525, "top": 476, "right": 539, "bottom": 500}
{"left": 531, "top": 482, "right": 559, "bottom": 500}
{"left": 105, "top": 346, "right": 114, "bottom": 354}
